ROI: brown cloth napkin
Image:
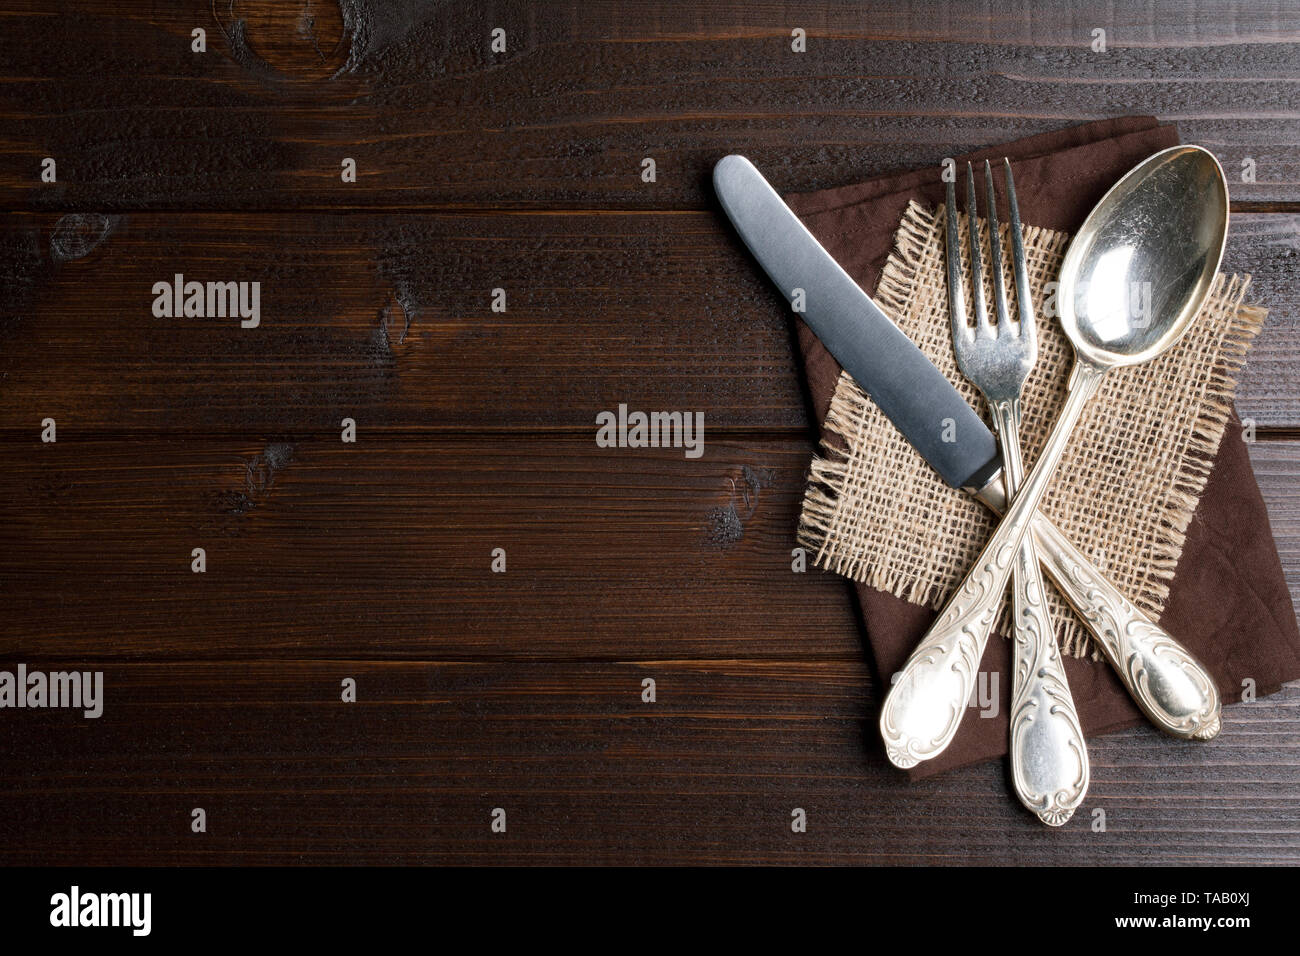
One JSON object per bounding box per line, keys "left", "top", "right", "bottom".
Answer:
{"left": 783, "top": 117, "right": 1300, "bottom": 778}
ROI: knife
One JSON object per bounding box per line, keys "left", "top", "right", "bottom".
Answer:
{"left": 713, "top": 154, "right": 1221, "bottom": 742}
{"left": 714, "top": 155, "right": 1001, "bottom": 492}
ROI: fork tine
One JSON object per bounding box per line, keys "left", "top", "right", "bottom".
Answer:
{"left": 983, "top": 160, "right": 1012, "bottom": 335}
{"left": 944, "top": 174, "right": 971, "bottom": 342}
{"left": 965, "top": 163, "right": 992, "bottom": 338}
{"left": 1003, "top": 158, "right": 1035, "bottom": 341}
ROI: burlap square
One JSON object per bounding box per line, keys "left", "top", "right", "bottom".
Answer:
{"left": 798, "top": 200, "right": 1267, "bottom": 659}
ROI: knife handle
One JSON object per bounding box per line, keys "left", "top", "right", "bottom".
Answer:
{"left": 973, "top": 479, "right": 1222, "bottom": 740}
{"left": 1027, "top": 511, "right": 1222, "bottom": 740}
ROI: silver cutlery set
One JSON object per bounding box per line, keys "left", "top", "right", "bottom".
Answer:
{"left": 715, "top": 145, "right": 1230, "bottom": 824}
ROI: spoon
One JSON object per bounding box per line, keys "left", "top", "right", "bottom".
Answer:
{"left": 879, "top": 146, "right": 1230, "bottom": 789}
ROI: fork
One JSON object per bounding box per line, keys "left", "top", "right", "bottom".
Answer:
{"left": 947, "top": 160, "right": 1089, "bottom": 825}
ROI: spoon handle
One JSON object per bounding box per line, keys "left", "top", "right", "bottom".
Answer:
{"left": 1026, "top": 516, "right": 1222, "bottom": 739}
{"left": 969, "top": 484, "right": 1223, "bottom": 740}
{"left": 880, "top": 363, "right": 1104, "bottom": 768}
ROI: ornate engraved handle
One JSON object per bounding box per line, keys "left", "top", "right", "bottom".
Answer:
{"left": 973, "top": 475, "right": 1223, "bottom": 740}
{"left": 881, "top": 364, "right": 1104, "bottom": 767}
{"left": 992, "top": 398, "right": 1089, "bottom": 826}
{"left": 878, "top": 540, "right": 1008, "bottom": 768}
{"left": 1008, "top": 534, "right": 1089, "bottom": 824}
{"left": 1027, "top": 515, "right": 1221, "bottom": 739}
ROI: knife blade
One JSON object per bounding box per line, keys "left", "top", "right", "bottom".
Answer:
{"left": 713, "top": 154, "right": 1001, "bottom": 492}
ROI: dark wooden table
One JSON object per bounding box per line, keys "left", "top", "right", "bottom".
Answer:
{"left": 1, "top": 1, "right": 1297, "bottom": 865}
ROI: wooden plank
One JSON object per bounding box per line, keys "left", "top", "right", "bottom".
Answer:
{"left": 1225, "top": 214, "right": 1300, "bottom": 430}
{"left": 0, "top": 660, "right": 1294, "bottom": 864}
{"left": 0, "top": 210, "right": 809, "bottom": 435}
{"left": 1, "top": 210, "right": 1295, "bottom": 436}
{"left": 0, "top": 437, "right": 862, "bottom": 660}
{"left": 3, "top": 437, "right": 1296, "bottom": 664}
{"left": 1250, "top": 440, "right": 1300, "bottom": 612}
{"left": 2, "top": 2, "right": 1299, "bottom": 210}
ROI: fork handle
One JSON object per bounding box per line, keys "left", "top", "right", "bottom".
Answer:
{"left": 972, "top": 483, "right": 1223, "bottom": 740}
{"left": 991, "top": 399, "right": 1089, "bottom": 826}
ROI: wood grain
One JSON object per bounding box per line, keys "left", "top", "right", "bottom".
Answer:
{"left": 0, "top": 0, "right": 1297, "bottom": 868}
{"left": 0, "top": 660, "right": 1294, "bottom": 864}
{"left": 1224, "top": 214, "right": 1300, "bottom": 430}
{"left": 1, "top": 209, "right": 1295, "bottom": 436}
{"left": 0, "top": 210, "right": 808, "bottom": 435}
{"left": 2, "top": 1, "right": 1299, "bottom": 210}
{"left": 1249, "top": 440, "right": 1300, "bottom": 610}
{"left": 0, "top": 437, "right": 861, "bottom": 661}
{"left": 2, "top": 436, "right": 1295, "bottom": 664}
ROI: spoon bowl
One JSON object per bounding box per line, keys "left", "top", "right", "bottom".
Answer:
{"left": 1059, "top": 145, "right": 1229, "bottom": 369}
